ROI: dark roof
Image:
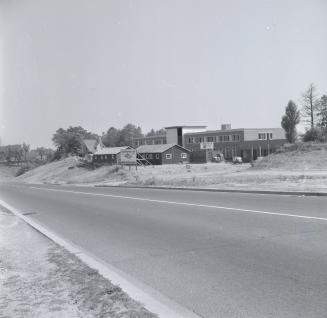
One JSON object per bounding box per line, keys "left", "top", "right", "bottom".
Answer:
{"left": 137, "top": 143, "right": 190, "bottom": 154}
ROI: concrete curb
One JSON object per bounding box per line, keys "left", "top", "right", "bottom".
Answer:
{"left": 0, "top": 199, "right": 201, "bottom": 318}
{"left": 94, "top": 184, "right": 327, "bottom": 197}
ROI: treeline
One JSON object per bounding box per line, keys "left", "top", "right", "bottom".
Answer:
{"left": 0, "top": 144, "right": 54, "bottom": 164}
{"left": 281, "top": 83, "right": 327, "bottom": 143}
{"left": 51, "top": 124, "right": 165, "bottom": 158}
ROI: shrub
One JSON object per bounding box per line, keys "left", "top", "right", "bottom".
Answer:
{"left": 302, "top": 127, "right": 325, "bottom": 142}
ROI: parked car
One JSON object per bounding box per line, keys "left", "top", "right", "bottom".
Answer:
{"left": 232, "top": 156, "right": 243, "bottom": 164}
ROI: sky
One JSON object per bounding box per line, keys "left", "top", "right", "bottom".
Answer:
{"left": 0, "top": 0, "right": 326, "bottom": 148}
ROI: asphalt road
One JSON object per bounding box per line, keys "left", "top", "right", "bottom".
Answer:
{"left": 1, "top": 182, "right": 327, "bottom": 318}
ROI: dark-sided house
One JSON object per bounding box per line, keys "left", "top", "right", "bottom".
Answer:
{"left": 136, "top": 144, "right": 190, "bottom": 165}
{"left": 93, "top": 146, "right": 131, "bottom": 164}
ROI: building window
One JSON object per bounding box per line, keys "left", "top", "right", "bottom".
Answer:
{"left": 166, "top": 153, "right": 172, "bottom": 159}
{"left": 207, "top": 136, "right": 214, "bottom": 142}
{"left": 268, "top": 133, "right": 273, "bottom": 140}
{"left": 156, "top": 154, "right": 160, "bottom": 159}
{"left": 181, "top": 153, "right": 187, "bottom": 159}
{"left": 223, "top": 135, "right": 230, "bottom": 142}
{"left": 232, "top": 134, "right": 240, "bottom": 142}
{"left": 219, "top": 136, "right": 223, "bottom": 142}
{"left": 187, "top": 137, "right": 194, "bottom": 144}
{"left": 258, "top": 133, "right": 267, "bottom": 140}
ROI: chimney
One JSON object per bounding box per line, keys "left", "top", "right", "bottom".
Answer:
{"left": 221, "top": 124, "right": 231, "bottom": 130}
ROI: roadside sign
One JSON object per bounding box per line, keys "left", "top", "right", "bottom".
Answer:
{"left": 200, "top": 142, "right": 214, "bottom": 150}
{"left": 120, "top": 149, "right": 137, "bottom": 164}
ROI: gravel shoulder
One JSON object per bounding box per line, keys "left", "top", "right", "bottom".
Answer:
{"left": 0, "top": 205, "right": 156, "bottom": 318}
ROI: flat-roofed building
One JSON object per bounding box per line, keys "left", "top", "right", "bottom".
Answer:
{"left": 132, "top": 135, "right": 167, "bottom": 148}
{"left": 132, "top": 126, "right": 207, "bottom": 148}
{"left": 184, "top": 124, "right": 286, "bottom": 161}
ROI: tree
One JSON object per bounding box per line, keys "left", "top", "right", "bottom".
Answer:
{"left": 118, "top": 124, "right": 143, "bottom": 146}
{"left": 146, "top": 128, "right": 166, "bottom": 136}
{"left": 52, "top": 126, "right": 98, "bottom": 157}
{"left": 317, "top": 95, "right": 327, "bottom": 130}
{"left": 281, "top": 100, "right": 301, "bottom": 143}
{"left": 36, "top": 147, "right": 47, "bottom": 160}
{"left": 22, "top": 143, "right": 30, "bottom": 161}
{"left": 301, "top": 83, "right": 320, "bottom": 128}
{"left": 102, "top": 127, "right": 120, "bottom": 147}
{"left": 302, "top": 127, "right": 325, "bottom": 142}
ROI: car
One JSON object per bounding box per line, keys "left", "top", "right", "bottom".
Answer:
{"left": 232, "top": 156, "right": 243, "bottom": 164}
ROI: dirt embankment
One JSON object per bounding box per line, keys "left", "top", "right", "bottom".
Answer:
{"left": 252, "top": 143, "right": 327, "bottom": 171}
{"left": 14, "top": 143, "right": 327, "bottom": 193}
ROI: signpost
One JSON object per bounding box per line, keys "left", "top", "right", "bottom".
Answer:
{"left": 200, "top": 142, "right": 214, "bottom": 150}
{"left": 120, "top": 149, "right": 137, "bottom": 167}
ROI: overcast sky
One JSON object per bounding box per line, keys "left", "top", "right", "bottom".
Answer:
{"left": 0, "top": 0, "right": 326, "bottom": 148}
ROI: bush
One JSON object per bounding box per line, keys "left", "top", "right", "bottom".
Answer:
{"left": 15, "top": 162, "right": 36, "bottom": 176}
{"left": 302, "top": 127, "right": 326, "bottom": 142}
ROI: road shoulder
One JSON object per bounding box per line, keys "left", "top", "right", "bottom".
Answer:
{"left": 0, "top": 204, "right": 157, "bottom": 318}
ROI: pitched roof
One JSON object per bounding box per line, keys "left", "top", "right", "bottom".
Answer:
{"left": 82, "top": 139, "right": 98, "bottom": 153}
{"left": 136, "top": 143, "right": 190, "bottom": 154}
{"left": 94, "top": 146, "right": 131, "bottom": 155}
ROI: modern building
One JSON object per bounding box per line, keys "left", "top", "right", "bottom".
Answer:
{"left": 136, "top": 144, "right": 190, "bottom": 165}
{"left": 132, "top": 134, "right": 167, "bottom": 147}
{"left": 132, "top": 126, "right": 207, "bottom": 148}
{"left": 184, "top": 125, "right": 286, "bottom": 161}
{"left": 132, "top": 124, "right": 286, "bottom": 162}
{"left": 164, "top": 126, "right": 207, "bottom": 147}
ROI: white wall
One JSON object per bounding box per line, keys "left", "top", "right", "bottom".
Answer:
{"left": 244, "top": 128, "right": 285, "bottom": 141}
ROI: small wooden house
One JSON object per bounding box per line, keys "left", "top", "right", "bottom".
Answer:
{"left": 136, "top": 144, "right": 190, "bottom": 165}
{"left": 93, "top": 146, "right": 132, "bottom": 164}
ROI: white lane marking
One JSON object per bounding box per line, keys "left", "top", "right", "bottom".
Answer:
{"left": 28, "top": 186, "right": 327, "bottom": 222}
{"left": 0, "top": 198, "right": 201, "bottom": 318}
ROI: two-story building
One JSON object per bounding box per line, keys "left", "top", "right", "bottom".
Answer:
{"left": 183, "top": 124, "right": 286, "bottom": 161}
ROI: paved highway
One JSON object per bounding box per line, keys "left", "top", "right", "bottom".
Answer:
{"left": 1, "top": 182, "right": 327, "bottom": 318}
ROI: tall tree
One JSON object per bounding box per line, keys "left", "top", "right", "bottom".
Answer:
{"left": 22, "top": 143, "right": 30, "bottom": 161}
{"left": 102, "top": 127, "right": 120, "bottom": 147}
{"left": 318, "top": 95, "right": 327, "bottom": 130}
{"left": 118, "top": 124, "right": 143, "bottom": 146}
{"left": 281, "top": 100, "right": 301, "bottom": 143}
{"left": 52, "top": 126, "right": 98, "bottom": 157}
{"left": 301, "top": 83, "right": 319, "bottom": 128}
{"left": 36, "top": 147, "right": 47, "bottom": 160}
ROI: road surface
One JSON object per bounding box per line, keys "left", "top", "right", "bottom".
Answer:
{"left": 1, "top": 182, "right": 327, "bottom": 318}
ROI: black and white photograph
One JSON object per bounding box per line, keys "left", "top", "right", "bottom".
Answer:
{"left": 0, "top": 0, "right": 327, "bottom": 317}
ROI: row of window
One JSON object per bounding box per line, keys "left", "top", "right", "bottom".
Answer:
{"left": 134, "top": 139, "right": 166, "bottom": 146}
{"left": 258, "top": 133, "right": 273, "bottom": 140}
{"left": 96, "top": 154, "right": 116, "bottom": 160}
{"left": 187, "top": 134, "right": 241, "bottom": 144}
{"left": 143, "top": 153, "right": 188, "bottom": 160}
